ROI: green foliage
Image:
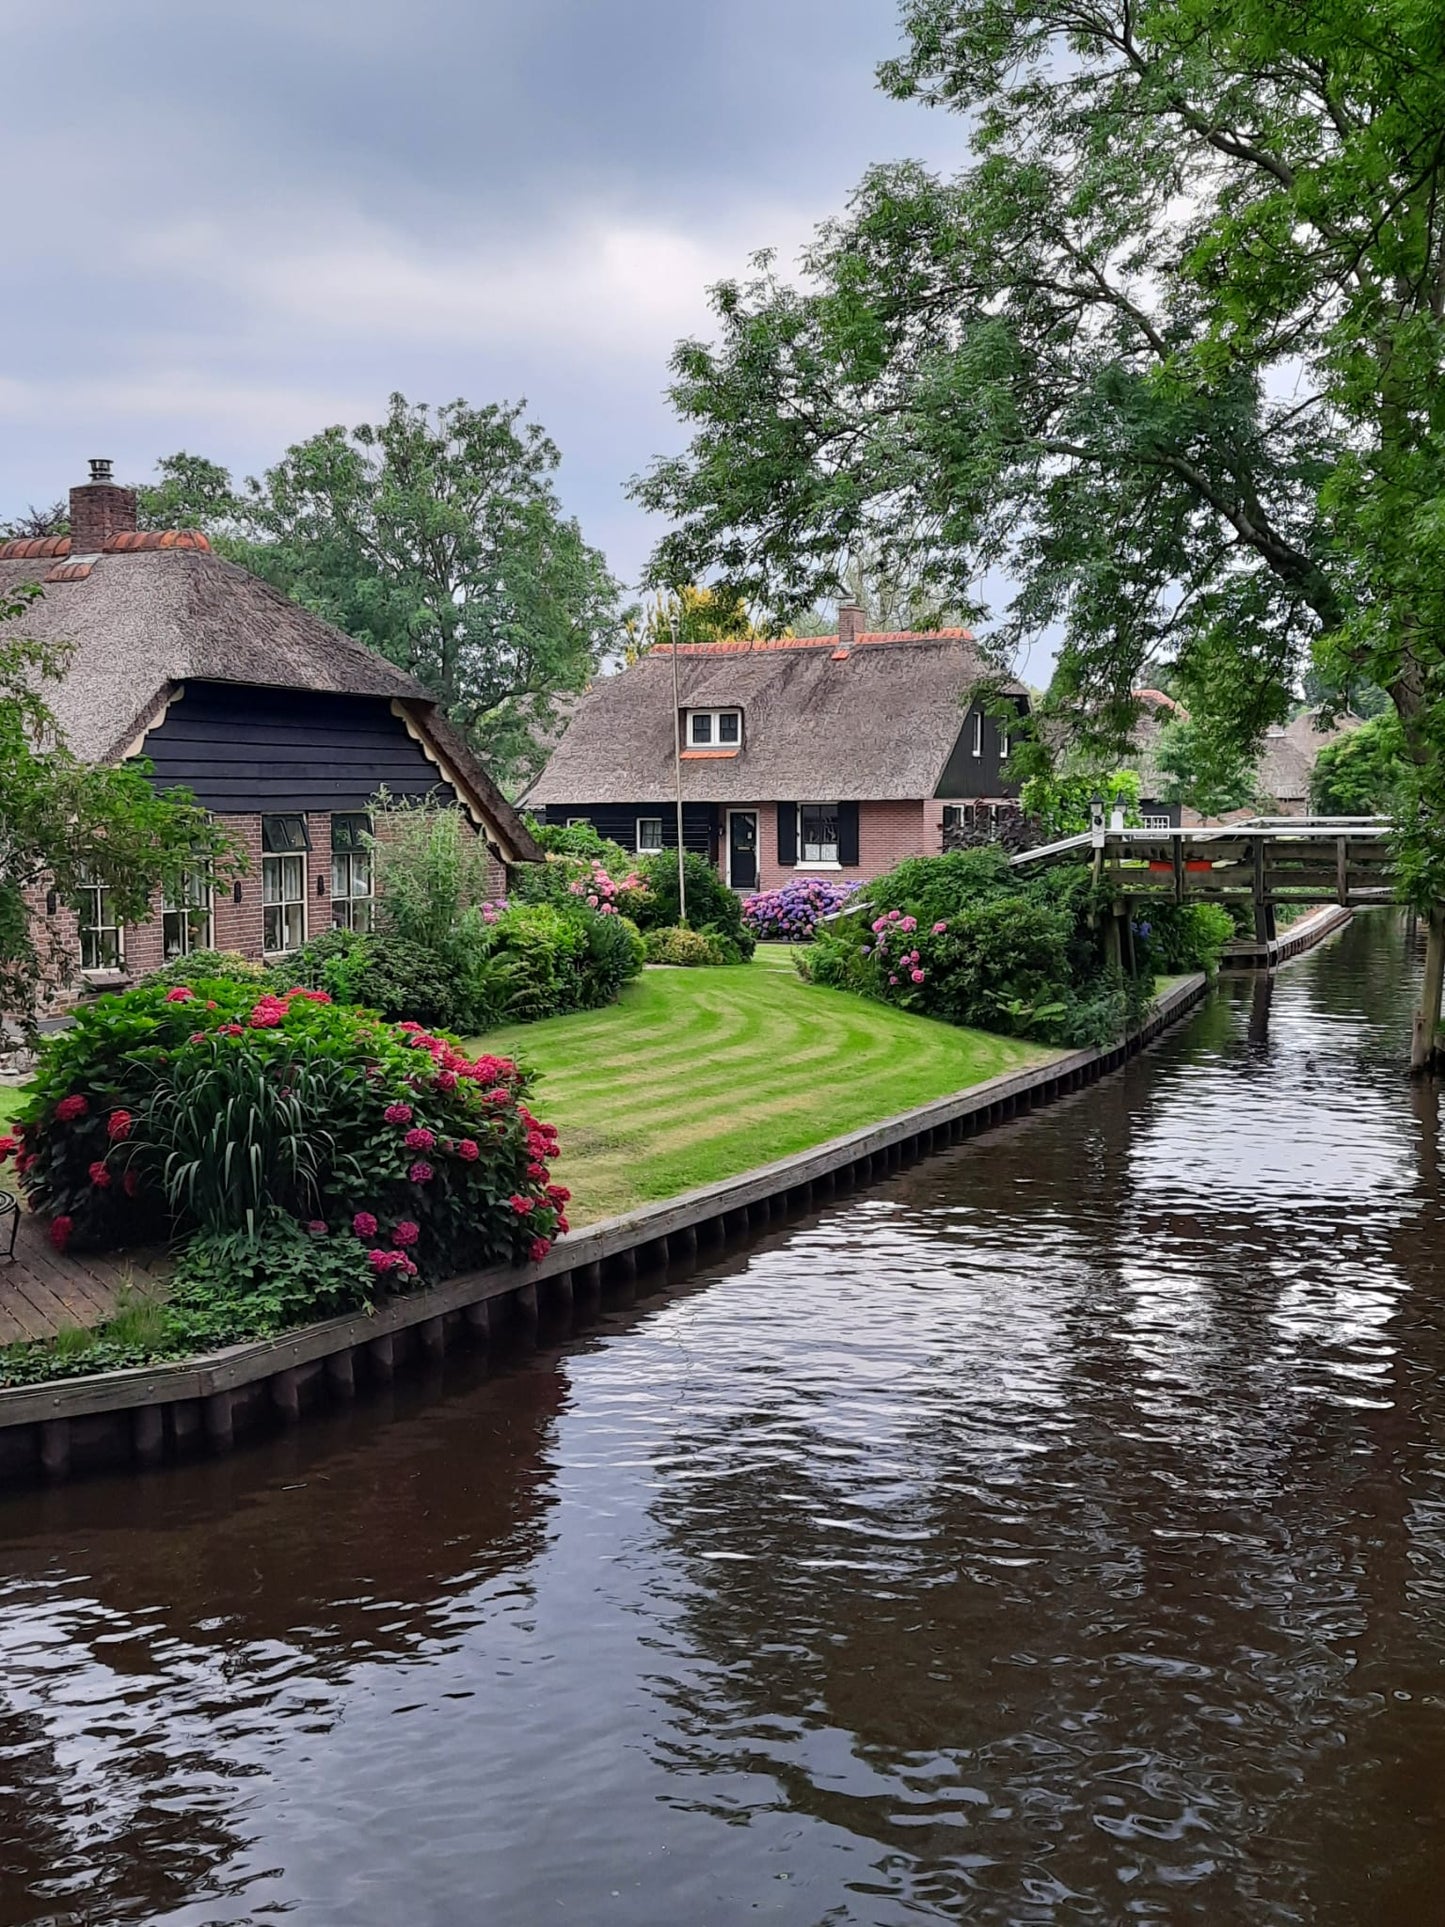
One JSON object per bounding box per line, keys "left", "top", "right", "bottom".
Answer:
{"left": 0, "top": 589, "right": 241, "bottom": 1029}
{"left": 622, "top": 584, "right": 763, "bottom": 663}
{"left": 372, "top": 801, "right": 500, "bottom": 952}
{"left": 145, "top": 948, "right": 272, "bottom": 989}
{"left": 1155, "top": 719, "right": 1258, "bottom": 819}
{"left": 634, "top": 0, "right": 1445, "bottom": 909}
{"left": 1310, "top": 712, "right": 1406, "bottom": 816}
{"left": 634, "top": 851, "right": 756, "bottom": 961}
{"left": 522, "top": 818, "right": 633, "bottom": 865}
{"left": 1135, "top": 903, "right": 1235, "bottom": 977}
{"left": 644, "top": 926, "right": 729, "bottom": 967}
{"left": 1017, "top": 769, "right": 1141, "bottom": 840}
{"left": 9, "top": 980, "right": 565, "bottom": 1282}
{"left": 471, "top": 904, "right": 645, "bottom": 1023}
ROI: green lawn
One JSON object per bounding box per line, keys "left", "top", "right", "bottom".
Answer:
{"left": 474, "top": 950, "right": 1049, "bottom": 1225}
{"left": 0, "top": 1085, "right": 25, "bottom": 1129}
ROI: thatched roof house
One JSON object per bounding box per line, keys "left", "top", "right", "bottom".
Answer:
{"left": 527, "top": 607, "right": 1028, "bottom": 890}
{"left": 6, "top": 461, "right": 538, "bottom": 984}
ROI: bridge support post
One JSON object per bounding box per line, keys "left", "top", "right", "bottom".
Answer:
{"left": 1412, "top": 907, "right": 1445, "bottom": 1075}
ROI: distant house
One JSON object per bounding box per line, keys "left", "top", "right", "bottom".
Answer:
{"left": 3, "top": 461, "right": 539, "bottom": 991}
{"left": 525, "top": 607, "right": 1028, "bottom": 890}
{"left": 1255, "top": 711, "right": 1361, "bottom": 815}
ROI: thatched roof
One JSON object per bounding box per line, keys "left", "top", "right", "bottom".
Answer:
{"left": 0, "top": 544, "right": 540, "bottom": 863}
{"left": 527, "top": 632, "right": 1022, "bottom": 805}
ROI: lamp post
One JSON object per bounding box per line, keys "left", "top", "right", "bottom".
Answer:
{"left": 669, "top": 603, "right": 688, "bottom": 927}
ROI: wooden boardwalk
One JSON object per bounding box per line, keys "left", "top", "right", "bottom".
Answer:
{"left": 0, "top": 1209, "right": 167, "bottom": 1345}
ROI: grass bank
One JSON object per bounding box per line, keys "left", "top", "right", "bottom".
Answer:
{"left": 476, "top": 949, "right": 1049, "bottom": 1225}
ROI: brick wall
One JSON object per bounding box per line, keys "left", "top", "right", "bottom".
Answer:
{"left": 748, "top": 800, "right": 930, "bottom": 892}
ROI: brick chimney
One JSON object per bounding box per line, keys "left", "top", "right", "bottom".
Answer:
{"left": 69, "top": 458, "right": 137, "bottom": 554}
{"left": 836, "top": 601, "right": 864, "bottom": 652}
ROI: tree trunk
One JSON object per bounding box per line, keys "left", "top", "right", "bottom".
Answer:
{"left": 1412, "top": 907, "right": 1445, "bottom": 1074}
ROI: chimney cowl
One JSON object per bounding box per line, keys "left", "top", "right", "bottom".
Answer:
{"left": 70, "top": 460, "right": 137, "bottom": 555}
{"left": 836, "top": 601, "right": 865, "bottom": 652}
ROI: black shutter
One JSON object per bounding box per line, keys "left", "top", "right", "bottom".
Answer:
{"left": 838, "top": 802, "right": 860, "bottom": 867}
{"left": 777, "top": 803, "right": 798, "bottom": 866}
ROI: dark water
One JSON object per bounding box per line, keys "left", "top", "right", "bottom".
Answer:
{"left": 1, "top": 915, "right": 1441, "bottom": 1926}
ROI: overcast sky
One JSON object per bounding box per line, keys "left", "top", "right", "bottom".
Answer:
{"left": 1, "top": 1, "right": 974, "bottom": 611}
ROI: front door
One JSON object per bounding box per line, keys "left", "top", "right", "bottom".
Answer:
{"left": 728, "top": 811, "right": 759, "bottom": 890}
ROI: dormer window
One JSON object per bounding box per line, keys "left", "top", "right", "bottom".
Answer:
{"left": 688, "top": 708, "right": 742, "bottom": 748}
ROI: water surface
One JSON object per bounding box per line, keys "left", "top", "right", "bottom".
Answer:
{"left": 1, "top": 915, "right": 1440, "bottom": 1924}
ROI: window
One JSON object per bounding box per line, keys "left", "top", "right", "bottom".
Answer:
{"left": 331, "top": 814, "right": 374, "bottom": 932}
{"left": 261, "top": 813, "right": 310, "bottom": 854}
{"left": 263, "top": 853, "right": 306, "bottom": 955}
{"left": 77, "top": 869, "right": 123, "bottom": 971}
{"left": 636, "top": 817, "right": 664, "bottom": 854}
{"left": 971, "top": 711, "right": 984, "bottom": 757}
{"left": 1142, "top": 813, "right": 1174, "bottom": 832}
{"left": 798, "top": 803, "right": 840, "bottom": 865}
{"left": 687, "top": 708, "right": 742, "bottom": 748}
{"left": 162, "top": 868, "right": 213, "bottom": 960}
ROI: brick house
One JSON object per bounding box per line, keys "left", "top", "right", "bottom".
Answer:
{"left": 3, "top": 462, "right": 539, "bottom": 995}
{"left": 525, "top": 608, "right": 1028, "bottom": 890}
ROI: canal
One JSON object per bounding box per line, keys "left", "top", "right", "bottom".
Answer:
{"left": 0, "top": 914, "right": 1440, "bottom": 1925}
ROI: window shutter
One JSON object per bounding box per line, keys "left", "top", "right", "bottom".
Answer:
{"left": 838, "top": 802, "right": 860, "bottom": 867}
{"left": 777, "top": 804, "right": 798, "bottom": 866}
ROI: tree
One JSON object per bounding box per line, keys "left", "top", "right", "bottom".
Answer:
{"left": 1155, "top": 718, "right": 1258, "bottom": 820}
{"left": 234, "top": 396, "right": 622, "bottom": 791}
{"left": 137, "top": 453, "right": 244, "bottom": 534}
{"left": 0, "top": 504, "right": 66, "bottom": 541}
{"left": 1019, "top": 768, "right": 1141, "bottom": 840}
{"left": 622, "top": 584, "right": 761, "bottom": 663}
{"left": 634, "top": 0, "right": 1445, "bottom": 1062}
{"left": 1311, "top": 711, "right": 1408, "bottom": 815}
{"left": 0, "top": 589, "right": 240, "bottom": 1030}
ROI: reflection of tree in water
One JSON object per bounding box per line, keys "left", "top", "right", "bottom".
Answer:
{"left": 644, "top": 923, "right": 1445, "bottom": 1919}
{"left": 0, "top": 1358, "right": 567, "bottom": 1927}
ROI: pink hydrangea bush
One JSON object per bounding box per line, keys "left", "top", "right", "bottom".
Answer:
{"left": 11, "top": 979, "right": 565, "bottom": 1280}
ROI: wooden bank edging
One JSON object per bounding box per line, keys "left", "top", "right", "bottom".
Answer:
{"left": 0, "top": 973, "right": 1207, "bottom": 1483}
{"left": 1222, "top": 903, "right": 1353, "bottom": 970}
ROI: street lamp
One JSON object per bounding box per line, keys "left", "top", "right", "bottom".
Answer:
{"left": 669, "top": 602, "right": 688, "bottom": 927}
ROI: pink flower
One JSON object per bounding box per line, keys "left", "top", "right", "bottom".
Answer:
{"left": 587, "top": 893, "right": 599, "bottom": 908}
{"left": 393, "top": 1220, "right": 420, "bottom": 1247}
{"left": 54, "top": 1094, "right": 88, "bottom": 1123}
{"left": 164, "top": 986, "right": 194, "bottom": 1003}
{"left": 384, "top": 1102, "right": 414, "bottom": 1125}
{"left": 408, "top": 1160, "right": 435, "bottom": 1184}
{"left": 398, "top": 1021, "right": 425, "bottom": 1033}
{"left": 306, "top": 1219, "right": 329, "bottom": 1235}
{"left": 456, "top": 1138, "right": 481, "bottom": 1162}
{"left": 403, "top": 1126, "right": 436, "bottom": 1151}
{"left": 911, "top": 969, "right": 925, "bottom": 984}
{"left": 435, "top": 1070, "right": 458, "bottom": 1091}
{"left": 527, "top": 1236, "right": 552, "bottom": 1263}
{"left": 527, "top": 1161, "right": 548, "bottom": 1180}
{"left": 217, "top": 1023, "right": 245, "bottom": 1037}
{"left": 889, "top": 974, "right": 899, "bottom": 985}
{"left": 872, "top": 918, "right": 886, "bottom": 933}
{"left": 187, "top": 1030, "right": 208, "bottom": 1044}
{"left": 49, "top": 1215, "right": 73, "bottom": 1252}
{"left": 545, "top": 1183, "right": 571, "bottom": 1205}
{"left": 352, "top": 1211, "right": 379, "bottom": 1239}
{"left": 486, "top": 1088, "right": 511, "bottom": 1108}
{"left": 88, "top": 1159, "right": 112, "bottom": 1188}
{"left": 0, "top": 1134, "right": 17, "bottom": 1163}
{"left": 369, "top": 1247, "right": 403, "bottom": 1274}
{"left": 932, "top": 921, "right": 948, "bottom": 935}
{"left": 248, "top": 1000, "right": 286, "bottom": 1029}
{"left": 291, "top": 988, "right": 332, "bottom": 1003}
{"left": 509, "top": 1194, "right": 535, "bottom": 1215}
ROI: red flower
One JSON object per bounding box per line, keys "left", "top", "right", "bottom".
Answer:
{"left": 556, "top": 1215, "right": 570, "bottom": 1234}
{"left": 392, "top": 1220, "right": 420, "bottom": 1247}
{"left": 122, "top": 1170, "right": 140, "bottom": 1198}
{"left": 456, "top": 1138, "right": 480, "bottom": 1162}
{"left": 88, "top": 1160, "right": 111, "bottom": 1189}
{"left": 408, "top": 1160, "right": 435, "bottom": 1184}
{"left": 305, "top": 1219, "right": 329, "bottom": 1235}
{"left": 435, "top": 1069, "right": 458, "bottom": 1091}
{"left": 369, "top": 1247, "right": 403, "bottom": 1274}
{"left": 509, "top": 1194, "right": 534, "bottom": 1215}
{"left": 545, "top": 1183, "right": 571, "bottom": 1205}
{"left": 187, "top": 1030, "right": 208, "bottom": 1044}
{"left": 163, "top": 986, "right": 194, "bottom": 1003}
{"left": 384, "top": 1102, "right": 414, "bottom": 1125}
{"left": 352, "top": 1211, "right": 379, "bottom": 1239}
{"left": 486, "top": 1088, "right": 512, "bottom": 1108}
{"left": 248, "top": 1000, "right": 286, "bottom": 1029}
{"left": 0, "top": 1134, "right": 17, "bottom": 1163}
{"left": 403, "top": 1127, "right": 436, "bottom": 1151}
{"left": 49, "top": 1215, "right": 73, "bottom": 1252}
{"left": 216, "top": 1024, "right": 245, "bottom": 1038}
{"left": 398, "top": 1021, "right": 425, "bottom": 1033}
{"left": 54, "top": 1094, "right": 88, "bottom": 1122}
{"left": 291, "top": 988, "right": 332, "bottom": 1003}
{"left": 527, "top": 1236, "right": 552, "bottom": 1263}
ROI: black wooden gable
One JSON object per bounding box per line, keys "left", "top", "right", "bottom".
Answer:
{"left": 934, "top": 701, "right": 1025, "bottom": 800}
{"left": 139, "top": 682, "right": 461, "bottom": 814}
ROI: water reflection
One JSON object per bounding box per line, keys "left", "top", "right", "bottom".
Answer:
{"left": 0, "top": 914, "right": 1441, "bottom": 1924}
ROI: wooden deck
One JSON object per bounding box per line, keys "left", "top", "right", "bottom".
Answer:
{"left": 0, "top": 1208, "right": 166, "bottom": 1345}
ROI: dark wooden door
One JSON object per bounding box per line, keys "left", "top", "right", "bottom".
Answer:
{"left": 728, "top": 811, "right": 758, "bottom": 890}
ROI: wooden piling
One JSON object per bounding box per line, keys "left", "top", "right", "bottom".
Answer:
{"left": 203, "top": 1391, "right": 234, "bottom": 1452}
{"left": 132, "top": 1406, "right": 164, "bottom": 1466}
{"left": 39, "top": 1418, "right": 70, "bottom": 1482}
{"left": 327, "top": 1349, "right": 356, "bottom": 1398}
{"left": 271, "top": 1369, "right": 301, "bottom": 1425}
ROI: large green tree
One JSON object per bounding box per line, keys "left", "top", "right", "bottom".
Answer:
{"left": 635, "top": 0, "right": 1445, "bottom": 1060}
{"left": 0, "top": 589, "right": 239, "bottom": 1029}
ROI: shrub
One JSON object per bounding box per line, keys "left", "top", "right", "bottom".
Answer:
{"left": 634, "top": 852, "right": 756, "bottom": 960}
{"left": 7, "top": 980, "right": 568, "bottom": 1281}
{"left": 743, "top": 877, "right": 863, "bottom": 942}
{"left": 1135, "top": 901, "right": 1235, "bottom": 976}
{"left": 372, "top": 800, "right": 498, "bottom": 952}
{"left": 644, "top": 926, "right": 727, "bottom": 967}
{"left": 145, "top": 948, "right": 272, "bottom": 989}
{"left": 288, "top": 927, "right": 475, "bottom": 1032}
{"left": 523, "top": 818, "right": 633, "bottom": 864}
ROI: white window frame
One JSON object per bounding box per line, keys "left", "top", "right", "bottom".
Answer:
{"left": 687, "top": 708, "right": 742, "bottom": 748}
{"left": 262, "top": 853, "right": 307, "bottom": 956}
{"left": 162, "top": 868, "right": 213, "bottom": 960}
{"left": 971, "top": 710, "right": 984, "bottom": 757}
{"left": 1142, "top": 813, "right": 1174, "bottom": 832}
{"left": 796, "top": 802, "right": 841, "bottom": 869}
{"left": 635, "top": 817, "right": 664, "bottom": 855}
{"left": 331, "top": 814, "right": 374, "bottom": 933}
{"left": 77, "top": 869, "right": 124, "bottom": 972}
